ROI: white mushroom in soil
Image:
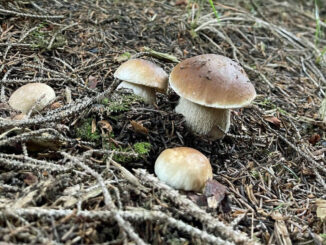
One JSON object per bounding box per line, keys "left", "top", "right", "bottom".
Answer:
{"left": 8, "top": 83, "right": 56, "bottom": 114}
{"left": 155, "top": 147, "right": 213, "bottom": 192}
{"left": 169, "top": 54, "right": 256, "bottom": 140}
{"left": 114, "top": 58, "right": 168, "bottom": 105}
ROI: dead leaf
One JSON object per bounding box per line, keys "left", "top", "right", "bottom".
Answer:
{"left": 264, "top": 116, "right": 281, "bottom": 127}
{"left": 23, "top": 172, "right": 38, "bottom": 186}
{"left": 187, "top": 193, "right": 207, "bottom": 206}
{"left": 12, "top": 114, "right": 27, "bottom": 120}
{"left": 204, "top": 180, "right": 226, "bottom": 202}
{"left": 130, "top": 120, "right": 148, "bottom": 135}
{"left": 98, "top": 120, "right": 113, "bottom": 133}
{"left": 316, "top": 199, "right": 326, "bottom": 221}
{"left": 175, "top": 0, "right": 188, "bottom": 5}
{"left": 203, "top": 179, "right": 227, "bottom": 209}
{"left": 88, "top": 75, "right": 99, "bottom": 89}
{"left": 308, "top": 133, "right": 320, "bottom": 145}
{"left": 91, "top": 119, "right": 96, "bottom": 134}
{"left": 50, "top": 101, "right": 63, "bottom": 110}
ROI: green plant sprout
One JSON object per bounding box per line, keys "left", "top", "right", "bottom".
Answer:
{"left": 207, "top": 0, "right": 220, "bottom": 22}
{"left": 316, "top": 46, "right": 326, "bottom": 65}
{"left": 314, "top": 0, "right": 321, "bottom": 46}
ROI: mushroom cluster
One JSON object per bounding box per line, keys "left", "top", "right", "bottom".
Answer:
{"left": 4, "top": 53, "right": 256, "bottom": 198}
{"left": 114, "top": 54, "right": 256, "bottom": 193}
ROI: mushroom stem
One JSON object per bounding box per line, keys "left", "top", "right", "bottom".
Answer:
{"left": 175, "top": 97, "right": 230, "bottom": 140}
{"left": 117, "top": 81, "right": 156, "bottom": 105}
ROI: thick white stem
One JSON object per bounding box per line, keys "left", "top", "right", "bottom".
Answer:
{"left": 117, "top": 81, "right": 156, "bottom": 105}
{"left": 175, "top": 97, "right": 230, "bottom": 140}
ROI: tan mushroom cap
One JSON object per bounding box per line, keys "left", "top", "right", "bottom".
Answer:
{"left": 154, "top": 147, "right": 213, "bottom": 192}
{"left": 169, "top": 54, "right": 256, "bottom": 109}
{"left": 8, "top": 83, "right": 56, "bottom": 114}
{"left": 114, "top": 59, "right": 168, "bottom": 91}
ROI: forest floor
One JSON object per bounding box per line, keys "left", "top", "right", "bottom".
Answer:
{"left": 0, "top": 0, "right": 325, "bottom": 244}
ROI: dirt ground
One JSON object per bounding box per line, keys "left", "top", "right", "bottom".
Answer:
{"left": 0, "top": 0, "right": 325, "bottom": 244}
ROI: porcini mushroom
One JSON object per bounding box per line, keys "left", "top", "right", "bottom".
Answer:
{"left": 154, "top": 147, "right": 213, "bottom": 192}
{"left": 169, "top": 54, "right": 256, "bottom": 140}
{"left": 114, "top": 58, "right": 168, "bottom": 104}
{"left": 8, "top": 83, "right": 56, "bottom": 114}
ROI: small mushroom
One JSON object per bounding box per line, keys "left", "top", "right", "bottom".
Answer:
{"left": 169, "top": 54, "right": 256, "bottom": 140}
{"left": 8, "top": 83, "right": 56, "bottom": 114}
{"left": 154, "top": 147, "right": 213, "bottom": 192}
{"left": 114, "top": 59, "right": 168, "bottom": 104}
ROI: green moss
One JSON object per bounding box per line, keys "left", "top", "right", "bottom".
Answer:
{"left": 254, "top": 98, "right": 289, "bottom": 116}
{"left": 76, "top": 118, "right": 101, "bottom": 142}
{"left": 30, "top": 24, "right": 48, "bottom": 50}
{"left": 101, "top": 98, "right": 109, "bottom": 106}
{"left": 320, "top": 234, "right": 326, "bottom": 243}
{"left": 110, "top": 145, "right": 134, "bottom": 163}
{"left": 109, "top": 142, "right": 151, "bottom": 163}
{"left": 250, "top": 170, "right": 259, "bottom": 179}
{"left": 133, "top": 142, "right": 151, "bottom": 155}
{"left": 29, "top": 23, "right": 66, "bottom": 50}
{"left": 107, "top": 94, "right": 143, "bottom": 113}
{"left": 115, "top": 52, "right": 131, "bottom": 62}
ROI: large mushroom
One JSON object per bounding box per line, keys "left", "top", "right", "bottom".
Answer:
{"left": 8, "top": 83, "right": 56, "bottom": 114}
{"left": 154, "top": 147, "right": 213, "bottom": 192}
{"left": 114, "top": 58, "right": 168, "bottom": 105}
{"left": 169, "top": 54, "right": 256, "bottom": 140}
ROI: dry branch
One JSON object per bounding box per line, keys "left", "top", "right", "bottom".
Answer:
{"left": 0, "top": 8, "right": 64, "bottom": 19}
{"left": 134, "top": 169, "right": 259, "bottom": 245}
{"left": 4, "top": 208, "right": 234, "bottom": 245}
{"left": 61, "top": 152, "right": 146, "bottom": 245}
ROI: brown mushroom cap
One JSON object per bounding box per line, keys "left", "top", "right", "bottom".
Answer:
{"left": 8, "top": 83, "right": 56, "bottom": 114}
{"left": 154, "top": 147, "right": 213, "bottom": 192}
{"left": 114, "top": 59, "right": 168, "bottom": 91}
{"left": 169, "top": 54, "right": 256, "bottom": 109}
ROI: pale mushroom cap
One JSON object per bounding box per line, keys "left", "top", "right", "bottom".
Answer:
{"left": 8, "top": 83, "right": 56, "bottom": 114}
{"left": 169, "top": 54, "right": 256, "bottom": 109}
{"left": 114, "top": 59, "right": 168, "bottom": 91}
{"left": 154, "top": 147, "right": 213, "bottom": 192}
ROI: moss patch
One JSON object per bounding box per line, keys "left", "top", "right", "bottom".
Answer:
{"left": 104, "top": 93, "right": 143, "bottom": 114}
{"left": 133, "top": 142, "right": 151, "bottom": 155}
{"left": 110, "top": 142, "right": 152, "bottom": 163}
{"left": 76, "top": 118, "right": 101, "bottom": 142}
{"left": 29, "top": 23, "right": 66, "bottom": 50}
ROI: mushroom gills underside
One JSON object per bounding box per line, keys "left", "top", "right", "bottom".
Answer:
{"left": 117, "top": 81, "right": 156, "bottom": 105}
{"left": 175, "top": 97, "right": 230, "bottom": 139}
